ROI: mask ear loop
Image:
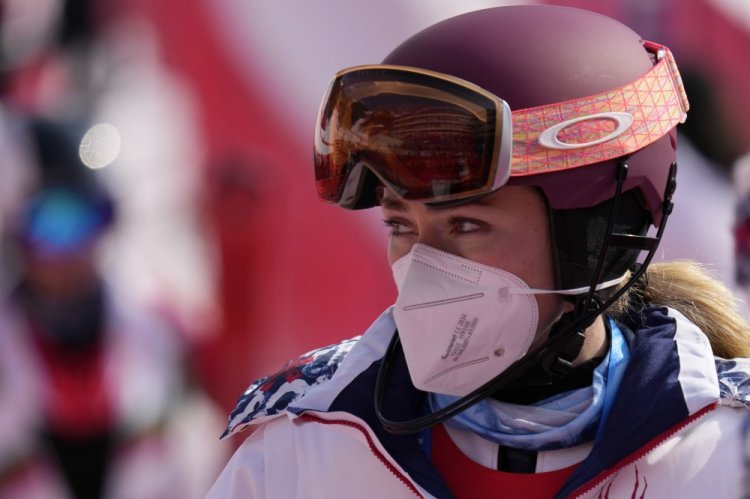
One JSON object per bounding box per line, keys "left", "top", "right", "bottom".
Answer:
{"left": 374, "top": 161, "right": 677, "bottom": 435}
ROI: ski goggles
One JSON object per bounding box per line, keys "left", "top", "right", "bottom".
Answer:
{"left": 313, "top": 42, "right": 688, "bottom": 208}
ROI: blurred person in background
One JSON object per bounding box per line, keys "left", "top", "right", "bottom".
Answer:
{"left": 0, "top": 119, "right": 196, "bottom": 499}
{"left": 0, "top": 1, "right": 228, "bottom": 497}
{"left": 208, "top": 5, "right": 750, "bottom": 498}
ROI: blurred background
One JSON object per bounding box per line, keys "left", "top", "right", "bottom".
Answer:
{"left": 0, "top": 0, "right": 748, "bottom": 497}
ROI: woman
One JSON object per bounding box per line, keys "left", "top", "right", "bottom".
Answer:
{"left": 208, "top": 5, "right": 750, "bottom": 498}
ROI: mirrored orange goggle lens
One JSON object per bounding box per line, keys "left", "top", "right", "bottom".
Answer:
{"left": 314, "top": 67, "right": 503, "bottom": 207}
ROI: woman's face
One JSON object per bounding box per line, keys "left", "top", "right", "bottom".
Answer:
{"left": 381, "top": 185, "right": 572, "bottom": 345}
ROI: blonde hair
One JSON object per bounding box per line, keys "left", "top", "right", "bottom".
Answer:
{"left": 610, "top": 261, "right": 750, "bottom": 358}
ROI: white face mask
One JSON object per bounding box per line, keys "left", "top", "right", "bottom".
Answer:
{"left": 391, "top": 244, "right": 623, "bottom": 397}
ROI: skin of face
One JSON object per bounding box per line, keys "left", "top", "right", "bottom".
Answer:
{"left": 381, "top": 185, "right": 606, "bottom": 357}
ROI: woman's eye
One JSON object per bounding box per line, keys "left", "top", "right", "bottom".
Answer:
{"left": 452, "top": 219, "right": 483, "bottom": 234}
{"left": 383, "top": 219, "right": 414, "bottom": 236}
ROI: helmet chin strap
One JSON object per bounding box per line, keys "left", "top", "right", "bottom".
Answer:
{"left": 375, "top": 161, "right": 677, "bottom": 435}
{"left": 536, "top": 158, "right": 630, "bottom": 380}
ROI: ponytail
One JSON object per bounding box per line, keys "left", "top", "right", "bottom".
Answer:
{"left": 610, "top": 261, "right": 750, "bottom": 358}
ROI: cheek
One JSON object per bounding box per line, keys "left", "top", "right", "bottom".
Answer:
{"left": 387, "top": 238, "right": 411, "bottom": 267}
{"left": 526, "top": 247, "right": 556, "bottom": 289}
{"left": 484, "top": 218, "right": 555, "bottom": 289}
{"left": 531, "top": 294, "right": 572, "bottom": 348}
{"left": 520, "top": 213, "right": 556, "bottom": 286}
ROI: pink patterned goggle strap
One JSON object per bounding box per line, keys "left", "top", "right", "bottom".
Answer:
{"left": 510, "top": 42, "right": 689, "bottom": 176}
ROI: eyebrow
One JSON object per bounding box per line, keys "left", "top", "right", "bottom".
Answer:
{"left": 380, "top": 193, "right": 494, "bottom": 212}
{"left": 380, "top": 195, "right": 408, "bottom": 212}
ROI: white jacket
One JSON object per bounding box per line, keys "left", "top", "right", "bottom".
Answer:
{"left": 208, "top": 307, "right": 750, "bottom": 498}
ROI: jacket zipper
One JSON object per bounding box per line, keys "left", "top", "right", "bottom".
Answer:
{"left": 567, "top": 402, "right": 718, "bottom": 498}
{"left": 298, "top": 413, "right": 424, "bottom": 498}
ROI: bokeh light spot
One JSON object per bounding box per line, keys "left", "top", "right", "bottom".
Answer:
{"left": 79, "top": 123, "right": 122, "bottom": 169}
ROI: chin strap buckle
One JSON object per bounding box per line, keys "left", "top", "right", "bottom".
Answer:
{"left": 540, "top": 294, "right": 599, "bottom": 380}
{"left": 549, "top": 358, "right": 574, "bottom": 378}
{"left": 542, "top": 329, "right": 587, "bottom": 379}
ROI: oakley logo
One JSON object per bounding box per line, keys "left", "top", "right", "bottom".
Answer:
{"left": 538, "top": 112, "right": 634, "bottom": 150}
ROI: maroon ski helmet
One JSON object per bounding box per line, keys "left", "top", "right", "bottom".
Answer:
{"left": 379, "top": 5, "right": 684, "bottom": 289}
{"left": 345, "top": 6, "right": 691, "bottom": 433}
{"left": 383, "top": 5, "right": 678, "bottom": 215}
